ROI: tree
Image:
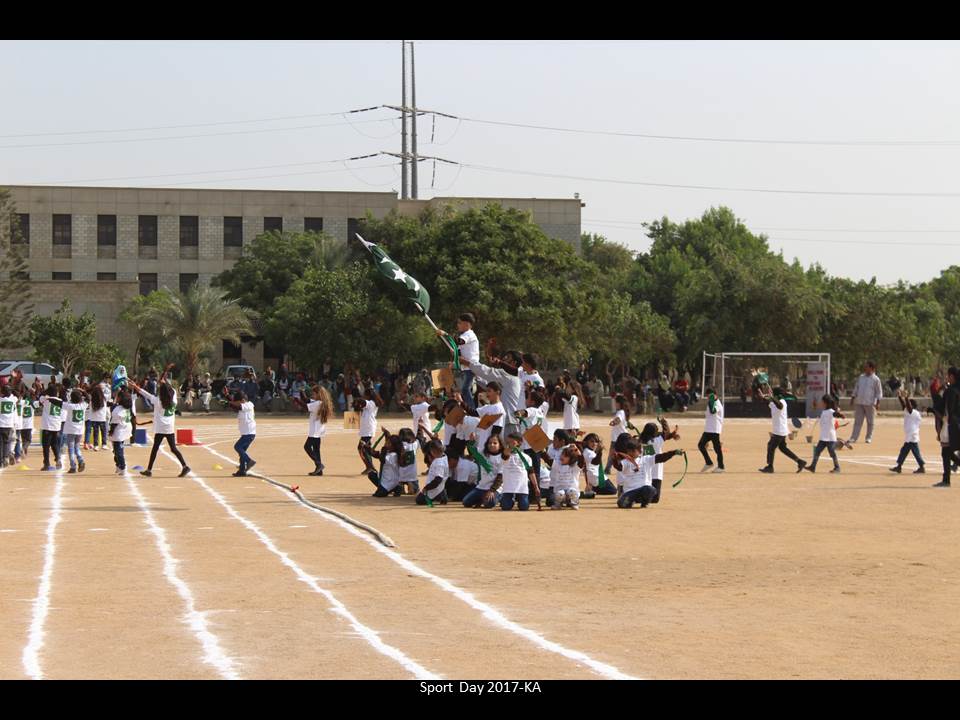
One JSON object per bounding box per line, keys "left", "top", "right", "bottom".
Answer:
{"left": 118, "top": 291, "right": 169, "bottom": 377}
{"left": 924, "top": 266, "right": 960, "bottom": 365}
{"left": 138, "top": 285, "right": 256, "bottom": 380}
{"left": 596, "top": 293, "right": 676, "bottom": 380}
{"left": 28, "top": 300, "right": 122, "bottom": 377}
{"left": 581, "top": 232, "right": 635, "bottom": 291}
{"left": 213, "top": 230, "right": 352, "bottom": 320}
{"left": 814, "top": 273, "right": 946, "bottom": 380}
{"left": 267, "top": 263, "right": 433, "bottom": 373}
{"left": 0, "top": 188, "right": 34, "bottom": 346}
{"left": 631, "top": 207, "right": 825, "bottom": 367}
{"left": 361, "top": 204, "right": 611, "bottom": 365}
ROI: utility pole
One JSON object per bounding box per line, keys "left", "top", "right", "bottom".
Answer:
{"left": 410, "top": 41, "right": 419, "bottom": 199}
{"left": 400, "top": 40, "right": 408, "bottom": 200}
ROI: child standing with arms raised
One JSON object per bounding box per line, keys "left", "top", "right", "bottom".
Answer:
{"left": 889, "top": 389, "right": 925, "bottom": 474}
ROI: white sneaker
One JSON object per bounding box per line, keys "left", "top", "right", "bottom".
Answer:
{"left": 570, "top": 503, "right": 580, "bottom": 510}
{"left": 713, "top": 467, "right": 726, "bottom": 474}
{"left": 865, "top": 438, "right": 872, "bottom": 444}
{"left": 700, "top": 464, "right": 714, "bottom": 473}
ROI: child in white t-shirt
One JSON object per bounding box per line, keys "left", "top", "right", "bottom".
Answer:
{"left": 371, "top": 432, "right": 403, "bottom": 497}
{"left": 108, "top": 390, "right": 134, "bottom": 474}
{"left": 806, "top": 395, "right": 845, "bottom": 474}
{"left": 408, "top": 391, "right": 433, "bottom": 445}
{"left": 417, "top": 440, "right": 450, "bottom": 505}
{"left": 398, "top": 428, "right": 420, "bottom": 495}
{"left": 552, "top": 444, "right": 584, "bottom": 509}
{"left": 0, "top": 385, "right": 17, "bottom": 466}
{"left": 437, "top": 312, "right": 481, "bottom": 411}
{"left": 698, "top": 388, "right": 725, "bottom": 473}
{"left": 354, "top": 388, "right": 383, "bottom": 474}
{"left": 18, "top": 394, "right": 38, "bottom": 459}
{"left": 890, "top": 389, "right": 925, "bottom": 474}
{"left": 541, "top": 428, "right": 573, "bottom": 508}
{"left": 499, "top": 433, "right": 540, "bottom": 511}
{"left": 462, "top": 434, "right": 503, "bottom": 508}
{"left": 606, "top": 394, "right": 632, "bottom": 477}
{"left": 225, "top": 390, "right": 257, "bottom": 477}
{"left": 614, "top": 437, "right": 684, "bottom": 508}
{"left": 62, "top": 389, "right": 89, "bottom": 473}
{"left": 304, "top": 385, "right": 331, "bottom": 476}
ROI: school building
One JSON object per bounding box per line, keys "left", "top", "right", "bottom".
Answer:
{"left": 2, "top": 185, "right": 584, "bottom": 370}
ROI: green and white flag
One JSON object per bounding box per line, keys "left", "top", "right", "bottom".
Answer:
{"left": 356, "top": 233, "right": 430, "bottom": 315}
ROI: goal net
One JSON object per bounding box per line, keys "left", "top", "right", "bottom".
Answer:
{"left": 701, "top": 352, "right": 831, "bottom": 418}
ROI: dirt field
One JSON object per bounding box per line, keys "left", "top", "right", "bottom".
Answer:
{"left": 1, "top": 409, "right": 958, "bottom": 679}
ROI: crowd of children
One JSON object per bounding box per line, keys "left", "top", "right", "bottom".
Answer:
{"left": 328, "top": 313, "right": 689, "bottom": 511}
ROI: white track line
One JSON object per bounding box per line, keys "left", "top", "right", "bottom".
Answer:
{"left": 160, "top": 448, "right": 438, "bottom": 680}
{"left": 201, "top": 445, "right": 637, "bottom": 680}
{"left": 22, "top": 470, "right": 64, "bottom": 680}
{"left": 123, "top": 471, "right": 241, "bottom": 679}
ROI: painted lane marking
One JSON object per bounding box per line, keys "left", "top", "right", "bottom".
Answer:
{"left": 22, "top": 471, "right": 64, "bottom": 680}
{"left": 123, "top": 471, "right": 241, "bottom": 679}
{"left": 161, "top": 449, "right": 438, "bottom": 680}
{"left": 201, "top": 445, "right": 638, "bottom": 680}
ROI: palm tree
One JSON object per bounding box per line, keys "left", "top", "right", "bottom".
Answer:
{"left": 310, "top": 231, "right": 354, "bottom": 270}
{"left": 143, "top": 285, "right": 256, "bottom": 381}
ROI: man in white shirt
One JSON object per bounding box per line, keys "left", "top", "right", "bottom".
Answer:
{"left": 437, "top": 313, "right": 480, "bottom": 411}
{"left": 459, "top": 350, "right": 523, "bottom": 437}
{"left": 848, "top": 361, "right": 883, "bottom": 444}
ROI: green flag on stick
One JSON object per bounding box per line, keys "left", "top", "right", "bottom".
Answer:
{"left": 356, "top": 232, "right": 461, "bottom": 369}
{"left": 356, "top": 233, "right": 431, "bottom": 315}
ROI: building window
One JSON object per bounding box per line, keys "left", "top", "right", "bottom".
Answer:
{"left": 179, "top": 273, "right": 199, "bottom": 293}
{"left": 139, "top": 215, "right": 158, "bottom": 246}
{"left": 52, "top": 271, "right": 72, "bottom": 280}
{"left": 347, "top": 217, "right": 362, "bottom": 242}
{"left": 139, "top": 272, "right": 158, "bottom": 296}
{"left": 12, "top": 213, "right": 29, "bottom": 244}
{"left": 97, "top": 215, "right": 117, "bottom": 246}
{"left": 12, "top": 271, "right": 29, "bottom": 280}
{"left": 223, "top": 216, "right": 243, "bottom": 247}
{"left": 263, "top": 216, "right": 282, "bottom": 233}
{"left": 97, "top": 272, "right": 117, "bottom": 281}
{"left": 179, "top": 215, "right": 199, "bottom": 247}
{"left": 53, "top": 214, "right": 72, "bottom": 245}
{"left": 304, "top": 217, "right": 323, "bottom": 234}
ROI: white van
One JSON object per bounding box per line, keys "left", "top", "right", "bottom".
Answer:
{"left": 0, "top": 360, "right": 64, "bottom": 387}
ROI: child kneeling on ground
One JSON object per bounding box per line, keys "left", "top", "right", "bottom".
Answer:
{"left": 462, "top": 434, "right": 504, "bottom": 508}
{"left": 417, "top": 439, "right": 450, "bottom": 505}
{"left": 614, "top": 438, "right": 684, "bottom": 508}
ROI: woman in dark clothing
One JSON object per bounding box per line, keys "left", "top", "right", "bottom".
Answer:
{"left": 933, "top": 367, "right": 960, "bottom": 487}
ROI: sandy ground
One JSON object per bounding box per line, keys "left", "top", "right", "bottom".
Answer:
{"left": 1, "top": 409, "right": 958, "bottom": 679}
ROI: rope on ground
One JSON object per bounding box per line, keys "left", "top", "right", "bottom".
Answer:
{"left": 249, "top": 472, "right": 398, "bottom": 548}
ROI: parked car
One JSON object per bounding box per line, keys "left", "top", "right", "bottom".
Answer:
{"left": 211, "top": 364, "right": 257, "bottom": 396}
{"left": 0, "top": 360, "right": 63, "bottom": 388}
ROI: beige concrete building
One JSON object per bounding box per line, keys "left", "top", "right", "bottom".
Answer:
{"left": 2, "top": 185, "right": 583, "bottom": 369}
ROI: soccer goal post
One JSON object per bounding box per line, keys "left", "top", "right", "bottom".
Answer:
{"left": 702, "top": 352, "right": 831, "bottom": 418}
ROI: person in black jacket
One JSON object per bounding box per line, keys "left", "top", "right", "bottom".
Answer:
{"left": 934, "top": 366, "right": 960, "bottom": 487}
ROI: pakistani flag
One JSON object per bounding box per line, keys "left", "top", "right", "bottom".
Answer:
{"left": 356, "top": 234, "right": 430, "bottom": 315}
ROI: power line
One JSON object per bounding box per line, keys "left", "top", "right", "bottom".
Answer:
{"left": 456, "top": 161, "right": 960, "bottom": 198}
{"left": 444, "top": 111, "right": 960, "bottom": 148}
{"left": 0, "top": 116, "right": 399, "bottom": 150}
{"left": 0, "top": 106, "right": 384, "bottom": 139}
{"left": 585, "top": 217, "right": 960, "bottom": 233}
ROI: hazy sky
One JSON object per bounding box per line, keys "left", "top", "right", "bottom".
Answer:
{"left": 2, "top": 39, "right": 958, "bottom": 284}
